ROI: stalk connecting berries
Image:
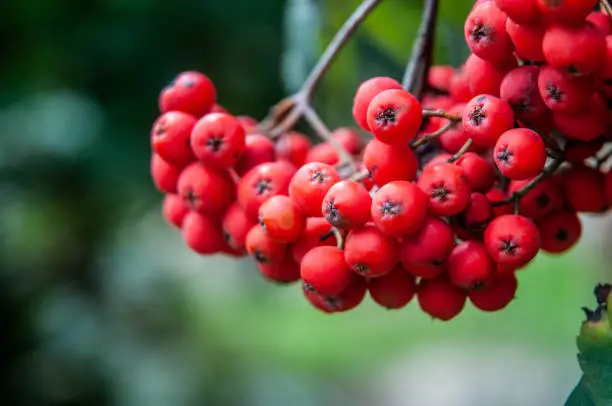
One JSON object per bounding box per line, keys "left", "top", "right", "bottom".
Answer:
{"left": 148, "top": 0, "right": 612, "bottom": 321}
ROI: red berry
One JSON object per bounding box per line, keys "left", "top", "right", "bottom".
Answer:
{"left": 177, "top": 162, "right": 235, "bottom": 216}
{"left": 469, "top": 273, "right": 518, "bottom": 312}
{"left": 305, "top": 142, "right": 341, "bottom": 166}
{"left": 450, "top": 69, "right": 474, "bottom": 102}
{"left": 236, "top": 115, "right": 258, "bottom": 133}
{"left": 464, "top": 2, "right": 514, "bottom": 63}
{"left": 537, "top": 209, "right": 582, "bottom": 253}
{"left": 237, "top": 161, "right": 296, "bottom": 220}
{"left": 493, "top": 128, "right": 547, "bottom": 180}
{"left": 505, "top": 18, "right": 546, "bottom": 62}
{"left": 258, "top": 195, "right": 306, "bottom": 243}
{"left": 438, "top": 104, "right": 473, "bottom": 154}
{"left": 448, "top": 241, "right": 494, "bottom": 290}
{"left": 542, "top": 23, "right": 605, "bottom": 75}
{"left": 509, "top": 177, "right": 563, "bottom": 219}
{"left": 366, "top": 89, "right": 423, "bottom": 145}
{"left": 210, "top": 104, "right": 227, "bottom": 114}
{"left": 484, "top": 214, "right": 541, "bottom": 267}
{"left": 276, "top": 131, "right": 311, "bottom": 168}
{"left": 537, "top": 66, "right": 595, "bottom": 113}
{"left": 300, "top": 246, "right": 355, "bottom": 297}
{"left": 606, "top": 170, "right": 612, "bottom": 204}
{"left": 462, "top": 94, "right": 515, "bottom": 148}
{"left": 234, "top": 134, "right": 276, "bottom": 176}
{"left": 191, "top": 113, "right": 246, "bottom": 167}
{"left": 486, "top": 188, "right": 514, "bottom": 217}
{"left": 289, "top": 162, "right": 341, "bottom": 217}
{"left": 368, "top": 266, "right": 417, "bottom": 309}
{"left": 495, "top": 0, "right": 542, "bottom": 25}
{"left": 291, "top": 218, "right": 336, "bottom": 263}
{"left": 560, "top": 165, "right": 608, "bottom": 212}
{"left": 417, "top": 162, "right": 472, "bottom": 217}
{"left": 306, "top": 277, "right": 367, "bottom": 313}
{"left": 428, "top": 65, "right": 455, "bottom": 92}
{"left": 257, "top": 256, "right": 301, "bottom": 284}
{"left": 371, "top": 181, "right": 429, "bottom": 238}
{"left": 181, "top": 212, "right": 224, "bottom": 255}
{"left": 459, "top": 192, "right": 494, "bottom": 235}
{"left": 344, "top": 225, "right": 398, "bottom": 277}
{"left": 322, "top": 180, "right": 372, "bottom": 230}
{"left": 222, "top": 202, "right": 256, "bottom": 251}
{"left": 398, "top": 216, "right": 455, "bottom": 279}
{"left": 162, "top": 194, "right": 189, "bottom": 228}
{"left": 151, "top": 153, "right": 181, "bottom": 194}
{"left": 587, "top": 11, "right": 612, "bottom": 36}
{"left": 500, "top": 66, "right": 548, "bottom": 121}
{"left": 455, "top": 152, "right": 496, "bottom": 192}
{"left": 151, "top": 111, "right": 197, "bottom": 166}
{"left": 417, "top": 277, "right": 468, "bottom": 321}
{"left": 159, "top": 71, "right": 216, "bottom": 118}
{"left": 332, "top": 127, "right": 363, "bottom": 155}
{"left": 245, "top": 225, "right": 287, "bottom": 265}
{"left": 352, "top": 77, "right": 402, "bottom": 131}
{"left": 552, "top": 94, "right": 608, "bottom": 142}
{"left": 565, "top": 138, "right": 604, "bottom": 163}
{"left": 464, "top": 54, "right": 515, "bottom": 97}
{"left": 362, "top": 139, "right": 418, "bottom": 186}
{"left": 537, "top": 0, "right": 598, "bottom": 26}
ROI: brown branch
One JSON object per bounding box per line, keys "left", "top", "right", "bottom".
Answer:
{"left": 411, "top": 120, "right": 453, "bottom": 148}
{"left": 332, "top": 227, "right": 346, "bottom": 250}
{"left": 350, "top": 168, "right": 370, "bottom": 182}
{"left": 422, "top": 109, "right": 462, "bottom": 122}
{"left": 447, "top": 139, "right": 473, "bottom": 163}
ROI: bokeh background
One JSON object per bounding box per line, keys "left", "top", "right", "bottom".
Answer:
{"left": 1, "top": 0, "right": 610, "bottom": 405}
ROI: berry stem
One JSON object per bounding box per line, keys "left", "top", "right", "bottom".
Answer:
{"left": 411, "top": 120, "right": 453, "bottom": 148}
{"left": 332, "top": 227, "right": 347, "bottom": 250}
{"left": 350, "top": 168, "right": 370, "bottom": 182}
{"left": 447, "top": 138, "right": 473, "bottom": 163}
{"left": 422, "top": 109, "right": 462, "bottom": 122}
{"left": 601, "top": 0, "right": 612, "bottom": 22}
{"left": 402, "top": 0, "right": 438, "bottom": 99}
{"left": 595, "top": 147, "right": 612, "bottom": 169}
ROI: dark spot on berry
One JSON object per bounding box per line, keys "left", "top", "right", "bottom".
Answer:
{"left": 431, "top": 183, "right": 451, "bottom": 202}
{"left": 536, "top": 193, "right": 551, "bottom": 209}
{"left": 223, "top": 230, "right": 232, "bottom": 242}
{"left": 500, "top": 238, "right": 519, "bottom": 256}
{"left": 469, "top": 104, "right": 486, "bottom": 126}
{"left": 470, "top": 23, "right": 491, "bottom": 43}
{"left": 206, "top": 136, "right": 224, "bottom": 152}
{"left": 324, "top": 295, "right": 341, "bottom": 311}
{"left": 254, "top": 179, "right": 272, "bottom": 196}
{"left": 469, "top": 280, "right": 487, "bottom": 290}
{"left": 375, "top": 107, "right": 397, "bottom": 127}
{"left": 567, "top": 65, "right": 580, "bottom": 75}
{"left": 311, "top": 169, "right": 327, "bottom": 183}
{"left": 603, "top": 78, "right": 612, "bottom": 86}
{"left": 555, "top": 228, "right": 569, "bottom": 242}
{"left": 183, "top": 78, "right": 196, "bottom": 88}
{"left": 155, "top": 125, "right": 166, "bottom": 137}
{"left": 253, "top": 250, "right": 267, "bottom": 263}
{"left": 185, "top": 189, "right": 199, "bottom": 210}
{"left": 324, "top": 200, "right": 343, "bottom": 226}
{"left": 379, "top": 200, "right": 402, "bottom": 217}
{"left": 510, "top": 98, "right": 531, "bottom": 114}
{"left": 546, "top": 83, "right": 564, "bottom": 102}
{"left": 431, "top": 259, "right": 443, "bottom": 266}
{"left": 496, "top": 145, "right": 512, "bottom": 164}
{"left": 303, "top": 282, "right": 316, "bottom": 292}
{"left": 354, "top": 263, "right": 369, "bottom": 275}
{"left": 258, "top": 217, "right": 266, "bottom": 231}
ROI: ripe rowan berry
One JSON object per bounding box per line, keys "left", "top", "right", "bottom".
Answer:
{"left": 505, "top": 18, "right": 546, "bottom": 62}
{"left": 237, "top": 161, "right": 296, "bottom": 220}
{"left": 448, "top": 240, "right": 494, "bottom": 290}
{"left": 302, "top": 284, "right": 334, "bottom": 313}
{"left": 151, "top": 111, "right": 197, "bottom": 166}
{"left": 495, "top": 0, "right": 542, "bottom": 25}
{"left": 210, "top": 104, "right": 228, "bottom": 114}
{"left": 464, "top": 54, "right": 515, "bottom": 97}
{"left": 428, "top": 65, "right": 455, "bottom": 93}
{"left": 371, "top": 181, "right": 429, "bottom": 238}
{"left": 542, "top": 23, "right": 605, "bottom": 76}
{"left": 276, "top": 131, "right": 311, "bottom": 168}
{"left": 191, "top": 113, "right": 246, "bottom": 167}
{"left": 454, "top": 152, "right": 496, "bottom": 192}
{"left": 552, "top": 94, "right": 608, "bottom": 142}
{"left": 151, "top": 153, "right": 181, "bottom": 194}
{"left": 537, "top": 209, "right": 582, "bottom": 253}
{"left": 245, "top": 225, "right": 287, "bottom": 265}
{"left": 469, "top": 273, "right": 518, "bottom": 312}
{"left": 366, "top": 89, "right": 423, "bottom": 145}
{"left": 368, "top": 265, "right": 417, "bottom": 309}
{"left": 500, "top": 66, "right": 548, "bottom": 121}
{"left": 181, "top": 212, "right": 225, "bottom": 255}
{"left": 417, "top": 277, "right": 468, "bottom": 321}
{"left": 458, "top": 192, "right": 494, "bottom": 236}
{"left": 449, "top": 69, "right": 473, "bottom": 102}
{"left": 565, "top": 138, "right": 604, "bottom": 164}
{"left": 462, "top": 94, "right": 515, "bottom": 148}
{"left": 291, "top": 217, "right": 336, "bottom": 263}
{"left": 486, "top": 188, "right": 514, "bottom": 217}
{"left": 305, "top": 142, "right": 340, "bottom": 166}
{"left": 362, "top": 139, "right": 418, "bottom": 186}
{"left": 257, "top": 256, "right": 301, "bottom": 284}
{"left": 398, "top": 216, "right": 455, "bottom": 279}
{"left": 258, "top": 195, "right": 306, "bottom": 243}
{"left": 162, "top": 194, "right": 189, "bottom": 228}
{"left": 222, "top": 202, "right": 255, "bottom": 251}
{"left": 177, "top": 162, "right": 235, "bottom": 216}
{"left": 537, "top": 66, "right": 595, "bottom": 113}
{"left": 344, "top": 225, "right": 398, "bottom": 277}
{"left": 417, "top": 162, "right": 472, "bottom": 217}
{"left": 484, "top": 214, "right": 541, "bottom": 267}
{"left": 322, "top": 180, "right": 372, "bottom": 230}
{"left": 328, "top": 277, "right": 368, "bottom": 312}
{"left": 560, "top": 165, "right": 608, "bottom": 213}
{"left": 300, "top": 246, "right": 355, "bottom": 297}
{"left": 289, "top": 162, "right": 341, "bottom": 217}
{"left": 509, "top": 177, "right": 563, "bottom": 219}
{"left": 352, "top": 76, "right": 402, "bottom": 131}
{"left": 586, "top": 11, "right": 612, "bottom": 36}
{"left": 537, "top": 0, "right": 598, "bottom": 26}
{"left": 234, "top": 134, "right": 276, "bottom": 176}
{"left": 464, "top": 2, "right": 514, "bottom": 63}
{"left": 493, "top": 128, "right": 547, "bottom": 180}
{"left": 236, "top": 115, "right": 258, "bottom": 133}
{"left": 332, "top": 127, "right": 364, "bottom": 155}
{"left": 159, "top": 71, "right": 216, "bottom": 118}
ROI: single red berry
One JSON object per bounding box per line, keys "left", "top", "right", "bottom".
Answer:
{"left": 210, "top": 104, "right": 227, "bottom": 114}
{"left": 417, "top": 162, "right": 472, "bottom": 217}
{"left": 537, "top": 209, "right": 582, "bottom": 253}
{"left": 371, "top": 181, "right": 429, "bottom": 238}
{"left": 368, "top": 265, "right": 417, "bottom": 309}
{"left": 587, "top": 11, "right": 612, "bottom": 36}
{"left": 245, "top": 225, "right": 287, "bottom": 265}
{"left": 560, "top": 165, "right": 608, "bottom": 213}
{"left": 459, "top": 192, "right": 494, "bottom": 235}
{"left": 222, "top": 202, "right": 255, "bottom": 252}
{"left": 454, "top": 152, "right": 496, "bottom": 192}
{"left": 537, "top": 66, "right": 595, "bottom": 113}
{"left": 469, "top": 272, "right": 518, "bottom": 312}
{"left": 449, "top": 69, "right": 474, "bottom": 103}
{"left": 552, "top": 94, "right": 608, "bottom": 142}
{"left": 177, "top": 162, "right": 235, "bottom": 216}
{"left": 484, "top": 214, "right": 541, "bottom": 267}
{"left": 257, "top": 256, "right": 301, "bottom": 284}
{"left": 236, "top": 115, "right": 258, "bottom": 133}
{"left": 305, "top": 142, "right": 341, "bottom": 166}
{"left": 537, "top": 0, "right": 598, "bottom": 26}
{"left": 151, "top": 153, "right": 181, "bottom": 194}
{"left": 542, "top": 23, "right": 605, "bottom": 75}
{"left": 462, "top": 94, "right": 515, "bottom": 148}
{"left": 159, "top": 71, "right": 216, "bottom": 117}
{"left": 322, "top": 180, "right": 372, "bottom": 230}
{"left": 258, "top": 195, "right": 306, "bottom": 243}
{"left": 276, "top": 131, "right": 312, "bottom": 168}
{"left": 181, "top": 212, "right": 225, "bottom": 255}
{"left": 362, "top": 139, "right": 418, "bottom": 187}
{"left": 486, "top": 188, "right": 514, "bottom": 217}
{"left": 417, "top": 277, "right": 468, "bottom": 321}
{"left": 496, "top": 0, "right": 542, "bottom": 25}
{"left": 448, "top": 241, "right": 494, "bottom": 290}
{"left": 306, "top": 277, "right": 367, "bottom": 313}
{"left": 398, "top": 216, "right": 455, "bottom": 279}
{"left": 234, "top": 134, "right": 276, "bottom": 176}
{"left": 500, "top": 66, "right": 548, "bottom": 121}
{"left": 344, "top": 225, "right": 398, "bottom": 278}
{"left": 151, "top": 111, "right": 197, "bottom": 166}
{"left": 300, "top": 246, "right": 356, "bottom": 297}
{"left": 191, "top": 113, "right": 246, "bottom": 167}
{"left": 464, "top": 53, "right": 515, "bottom": 97}
{"left": 505, "top": 18, "right": 546, "bottom": 62}
{"left": 428, "top": 65, "right": 455, "bottom": 92}
{"left": 291, "top": 217, "right": 336, "bottom": 263}
{"left": 493, "top": 128, "right": 546, "bottom": 180}
{"left": 332, "top": 127, "right": 363, "bottom": 155}
{"left": 366, "top": 89, "right": 423, "bottom": 145}
{"left": 352, "top": 77, "right": 403, "bottom": 131}
{"left": 509, "top": 177, "right": 563, "bottom": 219}
{"left": 237, "top": 161, "right": 296, "bottom": 220}
{"left": 162, "top": 194, "right": 189, "bottom": 228}
{"left": 289, "top": 162, "right": 341, "bottom": 217}
{"left": 464, "top": 2, "right": 514, "bottom": 63}
{"left": 302, "top": 283, "right": 334, "bottom": 313}
{"left": 599, "top": 35, "right": 612, "bottom": 97}
{"left": 565, "top": 138, "right": 604, "bottom": 163}
{"left": 427, "top": 153, "right": 454, "bottom": 167}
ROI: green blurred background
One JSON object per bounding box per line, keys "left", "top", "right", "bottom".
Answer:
{"left": 1, "top": 0, "right": 609, "bottom": 405}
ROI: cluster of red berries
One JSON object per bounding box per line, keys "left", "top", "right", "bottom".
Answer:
{"left": 149, "top": 0, "right": 612, "bottom": 321}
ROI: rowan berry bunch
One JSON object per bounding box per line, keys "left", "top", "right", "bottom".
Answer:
{"left": 149, "top": 0, "right": 612, "bottom": 321}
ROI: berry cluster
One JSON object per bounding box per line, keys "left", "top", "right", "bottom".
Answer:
{"left": 149, "top": 0, "right": 612, "bottom": 321}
